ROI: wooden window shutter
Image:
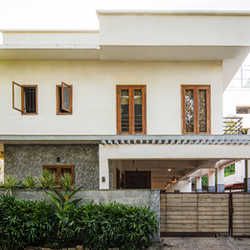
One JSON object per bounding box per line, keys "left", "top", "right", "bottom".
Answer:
{"left": 61, "top": 82, "right": 72, "bottom": 112}
{"left": 12, "top": 81, "right": 24, "bottom": 112}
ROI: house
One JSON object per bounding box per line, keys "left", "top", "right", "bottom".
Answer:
{"left": 0, "top": 10, "right": 250, "bottom": 192}
{"left": 221, "top": 55, "right": 250, "bottom": 191}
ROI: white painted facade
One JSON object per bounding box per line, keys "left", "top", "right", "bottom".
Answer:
{"left": 0, "top": 61, "right": 223, "bottom": 135}
{"left": 1, "top": 10, "right": 250, "bottom": 191}
{"left": 224, "top": 161, "right": 245, "bottom": 185}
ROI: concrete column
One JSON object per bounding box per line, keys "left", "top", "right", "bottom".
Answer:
{"left": 246, "top": 160, "right": 250, "bottom": 192}
{"left": 196, "top": 176, "right": 202, "bottom": 192}
{"left": 208, "top": 169, "right": 216, "bottom": 192}
{"left": 99, "top": 145, "right": 109, "bottom": 190}
{"left": 217, "top": 167, "right": 224, "bottom": 192}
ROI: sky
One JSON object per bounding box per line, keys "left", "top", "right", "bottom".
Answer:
{"left": 0, "top": 0, "right": 250, "bottom": 30}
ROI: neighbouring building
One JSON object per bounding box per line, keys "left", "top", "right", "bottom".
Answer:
{"left": 221, "top": 54, "right": 250, "bottom": 191}
{"left": 1, "top": 10, "right": 250, "bottom": 192}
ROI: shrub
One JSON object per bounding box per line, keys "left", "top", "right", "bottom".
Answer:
{"left": 60, "top": 173, "right": 72, "bottom": 191}
{"left": 39, "top": 170, "right": 56, "bottom": 189}
{"left": 0, "top": 195, "right": 56, "bottom": 250}
{"left": 22, "top": 175, "right": 37, "bottom": 189}
{"left": 0, "top": 194, "right": 157, "bottom": 250}
{"left": 80, "top": 202, "right": 158, "bottom": 250}
{"left": 45, "top": 183, "right": 82, "bottom": 248}
{"left": 2, "top": 175, "right": 19, "bottom": 195}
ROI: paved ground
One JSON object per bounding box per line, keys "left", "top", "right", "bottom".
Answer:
{"left": 160, "top": 237, "right": 250, "bottom": 250}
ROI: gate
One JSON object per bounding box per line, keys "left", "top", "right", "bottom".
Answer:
{"left": 160, "top": 193, "right": 229, "bottom": 236}
{"left": 232, "top": 193, "right": 250, "bottom": 236}
{"left": 160, "top": 192, "right": 250, "bottom": 237}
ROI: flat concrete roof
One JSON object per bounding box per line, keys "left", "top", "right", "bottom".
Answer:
{"left": 0, "top": 134, "right": 250, "bottom": 145}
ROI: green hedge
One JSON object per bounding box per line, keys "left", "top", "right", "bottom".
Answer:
{"left": 0, "top": 195, "right": 157, "bottom": 250}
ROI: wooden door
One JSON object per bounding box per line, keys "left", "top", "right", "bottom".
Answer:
{"left": 124, "top": 171, "right": 151, "bottom": 189}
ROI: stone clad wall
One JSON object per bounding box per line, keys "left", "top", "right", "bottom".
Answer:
{"left": 4, "top": 144, "right": 99, "bottom": 189}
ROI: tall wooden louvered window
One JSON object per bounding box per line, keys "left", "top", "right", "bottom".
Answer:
{"left": 117, "top": 85, "right": 146, "bottom": 134}
{"left": 12, "top": 81, "right": 38, "bottom": 114}
{"left": 181, "top": 85, "right": 211, "bottom": 134}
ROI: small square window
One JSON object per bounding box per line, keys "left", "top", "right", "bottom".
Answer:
{"left": 12, "top": 81, "right": 38, "bottom": 114}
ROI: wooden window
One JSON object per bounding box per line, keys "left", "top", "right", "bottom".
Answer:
{"left": 12, "top": 81, "right": 38, "bottom": 114}
{"left": 43, "top": 165, "right": 74, "bottom": 185}
{"left": 181, "top": 85, "right": 211, "bottom": 134}
{"left": 117, "top": 85, "right": 146, "bottom": 134}
{"left": 56, "top": 82, "right": 73, "bottom": 114}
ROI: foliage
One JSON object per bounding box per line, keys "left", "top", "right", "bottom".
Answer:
{"left": 45, "top": 179, "right": 82, "bottom": 248}
{"left": 22, "top": 175, "right": 37, "bottom": 189}
{"left": 0, "top": 194, "right": 55, "bottom": 250}
{"left": 39, "top": 170, "right": 56, "bottom": 189}
{"left": 224, "top": 163, "right": 236, "bottom": 177}
{"left": 80, "top": 202, "right": 158, "bottom": 250}
{"left": 2, "top": 175, "right": 19, "bottom": 195}
{"left": 202, "top": 175, "right": 208, "bottom": 188}
{"left": 60, "top": 173, "right": 72, "bottom": 191}
{"left": 0, "top": 192, "right": 157, "bottom": 250}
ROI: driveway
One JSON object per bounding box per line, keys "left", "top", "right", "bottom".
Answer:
{"left": 160, "top": 237, "right": 250, "bottom": 250}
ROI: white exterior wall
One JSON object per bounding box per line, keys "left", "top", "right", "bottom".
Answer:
{"left": 223, "top": 89, "right": 250, "bottom": 128}
{"left": 0, "top": 60, "right": 223, "bottom": 135}
{"left": 99, "top": 13, "right": 250, "bottom": 46}
{"left": 166, "top": 180, "right": 192, "bottom": 193}
{"left": 224, "top": 160, "right": 245, "bottom": 185}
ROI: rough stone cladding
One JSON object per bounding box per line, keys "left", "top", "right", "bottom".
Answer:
{"left": 4, "top": 144, "right": 99, "bottom": 189}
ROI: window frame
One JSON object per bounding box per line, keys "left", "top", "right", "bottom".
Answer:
{"left": 181, "top": 84, "right": 211, "bottom": 134}
{"left": 116, "top": 85, "right": 146, "bottom": 135}
{"left": 43, "top": 165, "right": 75, "bottom": 185}
{"left": 12, "top": 81, "right": 38, "bottom": 115}
{"left": 56, "top": 82, "right": 73, "bottom": 115}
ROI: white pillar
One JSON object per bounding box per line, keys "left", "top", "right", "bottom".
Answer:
{"left": 187, "top": 179, "right": 192, "bottom": 192}
{"left": 195, "top": 176, "right": 202, "bottom": 192}
{"left": 217, "top": 167, "right": 224, "bottom": 192}
{"left": 208, "top": 169, "right": 216, "bottom": 192}
{"left": 247, "top": 160, "right": 250, "bottom": 192}
{"left": 99, "top": 145, "right": 109, "bottom": 190}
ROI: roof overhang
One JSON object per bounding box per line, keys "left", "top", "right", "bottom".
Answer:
{"left": 0, "top": 134, "right": 250, "bottom": 146}
{"left": 0, "top": 10, "right": 250, "bottom": 87}
{"left": 1, "top": 10, "right": 250, "bottom": 59}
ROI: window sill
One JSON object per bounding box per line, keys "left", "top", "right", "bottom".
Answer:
{"left": 21, "top": 112, "right": 38, "bottom": 115}
{"left": 56, "top": 112, "right": 72, "bottom": 115}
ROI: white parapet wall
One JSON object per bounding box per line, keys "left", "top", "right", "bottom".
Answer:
{"left": 166, "top": 180, "right": 192, "bottom": 192}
